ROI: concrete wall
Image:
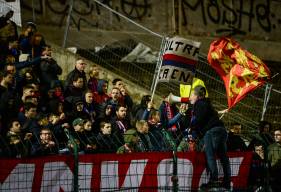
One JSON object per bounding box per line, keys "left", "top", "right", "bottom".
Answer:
{"left": 21, "top": 0, "right": 281, "bottom": 62}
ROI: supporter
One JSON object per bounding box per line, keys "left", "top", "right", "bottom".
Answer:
{"left": 133, "top": 95, "right": 151, "bottom": 121}
{"left": 3, "top": 55, "right": 47, "bottom": 94}
{"left": 8, "top": 40, "right": 20, "bottom": 62}
{"left": 158, "top": 99, "right": 188, "bottom": 144}
{"left": 83, "top": 119, "right": 94, "bottom": 136}
{"left": 112, "top": 78, "right": 124, "bottom": 89}
{"left": 0, "top": 71, "right": 21, "bottom": 130}
{"left": 93, "top": 80, "right": 109, "bottom": 107}
{"left": 20, "top": 67, "right": 39, "bottom": 87}
{"left": 65, "top": 97, "right": 89, "bottom": 124}
{"left": 0, "top": 95, "right": 21, "bottom": 134}
{"left": 177, "top": 136, "right": 200, "bottom": 152}
{"left": 0, "top": 7, "right": 18, "bottom": 66}
{"left": 135, "top": 119, "right": 165, "bottom": 152}
{"left": 0, "top": 7, "right": 18, "bottom": 41}
{"left": 24, "top": 95, "right": 39, "bottom": 106}
{"left": 49, "top": 80, "right": 64, "bottom": 103}
{"left": 248, "top": 142, "right": 266, "bottom": 191}
{"left": 47, "top": 113, "right": 68, "bottom": 150}
{"left": 95, "top": 103, "right": 114, "bottom": 129}
{"left": 87, "top": 65, "right": 100, "bottom": 93}
{"left": 83, "top": 90, "right": 97, "bottom": 126}
{"left": 119, "top": 84, "right": 133, "bottom": 111}
{"left": 267, "top": 128, "right": 281, "bottom": 192}
{"left": 67, "top": 118, "right": 85, "bottom": 153}
{"left": 117, "top": 129, "right": 140, "bottom": 154}
{"left": 31, "top": 128, "right": 58, "bottom": 156}
{"left": 18, "top": 22, "right": 37, "bottom": 55}
{"left": 188, "top": 85, "right": 230, "bottom": 190}
{"left": 21, "top": 84, "right": 35, "bottom": 102}
{"left": 31, "top": 32, "right": 46, "bottom": 59}
{"left": 101, "top": 87, "right": 123, "bottom": 117}
{"left": 82, "top": 119, "right": 97, "bottom": 154}
{"left": 142, "top": 100, "right": 186, "bottom": 150}
{"left": 96, "top": 121, "right": 122, "bottom": 153}
{"left": 30, "top": 82, "right": 41, "bottom": 101}
{"left": 0, "top": 70, "right": 14, "bottom": 97}
{"left": 6, "top": 120, "right": 32, "bottom": 158}
{"left": 226, "top": 123, "right": 247, "bottom": 151}
{"left": 68, "top": 118, "right": 96, "bottom": 154}
{"left": 248, "top": 120, "right": 274, "bottom": 151}
{"left": 64, "top": 73, "right": 84, "bottom": 98}
{"left": 65, "top": 58, "right": 87, "bottom": 91}
{"left": 38, "top": 45, "right": 62, "bottom": 94}
{"left": 135, "top": 120, "right": 152, "bottom": 151}
{"left": 112, "top": 78, "right": 133, "bottom": 111}
{"left": 4, "top": 61, "right": 16, "bottom": 74}
{"left": 93, "top": 80, "right": 110, "bottom": 117}
{"left": 17, "top": 102, "right": 40, "bottom": 140}
{"left": 111, "top": 105, "right": 130, "bottom": 143}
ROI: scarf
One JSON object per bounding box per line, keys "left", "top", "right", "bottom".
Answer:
{"left": 165, "top": 102, "right": 177, "bottom": 131}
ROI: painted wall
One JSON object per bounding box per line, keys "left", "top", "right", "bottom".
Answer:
{"left": 180, "top": 0, "right": 281, "bottom": 40}
{"left": 21, "top": 0, "right": 281, "bottom": 40}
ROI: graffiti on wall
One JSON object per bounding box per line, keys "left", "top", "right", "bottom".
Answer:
{"left": 182, "top": 0, "right": 281, "bottom": 36}
{"left": 21, "top": 0, "right": 151, "bottom": 30}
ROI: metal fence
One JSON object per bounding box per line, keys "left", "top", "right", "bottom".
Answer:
{"left": 0, "top": 129, "right": 273, "bottom": 191}
{"left": 12, "top": 0, "right": 281, "bottom": 191}
{"left": 58, "top": 0, "right": 281, "bottom": 137}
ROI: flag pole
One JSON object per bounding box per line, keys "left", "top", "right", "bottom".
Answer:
{"left": 151, "top": 36, "right": 168, "bottom": 101}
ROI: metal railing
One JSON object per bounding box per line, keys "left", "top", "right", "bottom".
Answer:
{"left": 0, "top": 129, "right": 279, "bottom": 191}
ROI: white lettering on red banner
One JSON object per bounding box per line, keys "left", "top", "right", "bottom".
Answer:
{"left": 0, "top": 152, "right": 253, "bottom": 191}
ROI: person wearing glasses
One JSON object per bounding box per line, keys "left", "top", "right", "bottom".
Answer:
{"left": 31, "top": 128, "right": 58, "bottom": 156}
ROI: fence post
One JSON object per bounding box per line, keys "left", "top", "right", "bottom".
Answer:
{"left": 161, "top": 129, "right": 178, "bottom": 191}
{"left": 172, "top": 149, "right": 178, "bottom": 192}
{"left": 72, "top": 138, "right": 79, "bottom": 192}
{"left": 62, "top": 0, "right": 74, "bottom": 48}
{"left": 64, "top": 129, "right": 79, "bottom": 192}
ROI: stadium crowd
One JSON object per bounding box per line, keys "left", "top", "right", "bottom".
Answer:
{"left": 0, "top": 8, "right": 281, "bottom": 191}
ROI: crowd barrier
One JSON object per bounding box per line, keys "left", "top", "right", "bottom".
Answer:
{"left": 0, "top": 152, "right": 253, "bottom": 191}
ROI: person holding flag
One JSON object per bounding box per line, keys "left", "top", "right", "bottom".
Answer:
{"left": 188, "top": 85, "right": 231, "bottom": 190}
{"left": 150, "top": 36, "right": 201, "bottom": 144}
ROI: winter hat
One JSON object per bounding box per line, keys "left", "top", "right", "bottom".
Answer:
{"left": 72, "top": 118, "right": 84, "bottom": 127}
{"left": 124, "top": 129, "right": 138, "bottom": 144}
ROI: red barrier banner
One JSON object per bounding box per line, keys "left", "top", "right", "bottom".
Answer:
{"left": 0, "top": 152, "right": 252, "bottom": 191}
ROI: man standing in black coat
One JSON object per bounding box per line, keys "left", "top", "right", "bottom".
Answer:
{"left": 39, "top": 45, "right": 62, "bottom": 93}
{"left": 189, "top": 85, "right": 231, "bottom": 190}
{"left": 65, "top": 58, "right": 87, "bottom": 91}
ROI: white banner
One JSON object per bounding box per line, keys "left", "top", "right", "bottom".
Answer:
{"left": 164, "top": 36, "right": 201, "bottom": 59}
{"left": 158, "top": 36, "right": 201, "bottom": 84}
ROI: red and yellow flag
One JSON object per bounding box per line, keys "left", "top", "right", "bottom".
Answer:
{"left": 207, "top": 37, "right": 270, "bottom": 109}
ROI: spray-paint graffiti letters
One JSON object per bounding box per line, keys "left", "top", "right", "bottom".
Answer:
{"left": 22, "top": 0, "right": 152, "bottom": 30}
{"left": 182, "top": 0, "right": 281, "bottom": 36}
